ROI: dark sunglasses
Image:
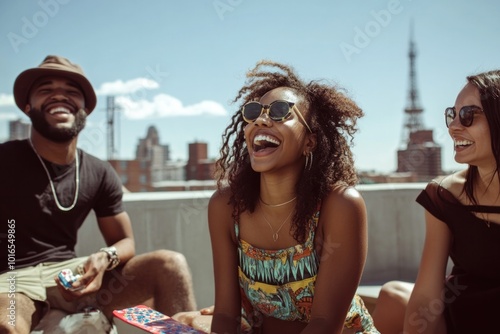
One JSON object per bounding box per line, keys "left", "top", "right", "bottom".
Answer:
{"left": 444, "top": 106, "right": 482, "bottom": 128}
{"left": 241, "top": 100, "right": 312, "bottom": 133}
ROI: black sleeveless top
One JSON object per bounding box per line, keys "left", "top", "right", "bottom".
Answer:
{"left": 416, "top": 180, "right": 500, "bottom": 333}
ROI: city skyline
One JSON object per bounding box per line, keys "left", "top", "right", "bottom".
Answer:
{"left": 1, "top": 1, "right": 500, "bottom": 173}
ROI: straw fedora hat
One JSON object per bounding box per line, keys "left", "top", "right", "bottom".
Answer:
{"left": 14, "top": 55, "right": 97, "bottom": 114}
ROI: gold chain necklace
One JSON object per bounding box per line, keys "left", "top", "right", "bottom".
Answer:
{"left": 260, "top": 207, "right": 294, "bottom": 242}
{"left": 28, "top": 138, "right": 80, "bottom": 212}
{"left": 260, "top": 196, "right": 297, "bottom": 208}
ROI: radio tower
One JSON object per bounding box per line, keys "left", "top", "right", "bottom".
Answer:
{"left": 401, "top": 24, "right": 424, "bottom": 144}
{"left": 106, "top": 96, "right": 119, "bottom": 160}
{"left": 396, "top": 24, "right": 442, "bottom": 181}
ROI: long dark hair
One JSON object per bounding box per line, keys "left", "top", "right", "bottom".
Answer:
{"left": 464, "top": 70, "right": 500, "bottom": 204}
{"left": 215, "top": 60, "right": 363, "bottom": 242}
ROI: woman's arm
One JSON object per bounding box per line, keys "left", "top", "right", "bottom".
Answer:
{"left": 404, "top": 210, "right": 451, "bottom": 334}
{"left": 209, "top": 190, "right": 242, "bottom": 334}
{"left": 301, "top": 186, "right": 368, "bottom": 334}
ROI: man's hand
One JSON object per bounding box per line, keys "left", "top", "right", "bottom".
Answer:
{"left": 54, "top": 252, "right": 109, "bottom": 301}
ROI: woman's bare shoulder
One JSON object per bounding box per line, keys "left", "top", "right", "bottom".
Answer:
{"left": 319, "top": 184, "right": 366, "bottom": 232}
{"left": 208, "top": 188, "right": 234, "bottom": 229}
{"left": 324, "top": 184, "right": 364, "bottom": 208}
{"left": 434, "top": 170, "right": 466, "bottom": 199}
{"left": 209, "top": 187, "right": 232, "bottom": 208}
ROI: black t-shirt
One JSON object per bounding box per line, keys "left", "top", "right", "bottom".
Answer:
{"left": 0, "top": 140, "right": 124, "bottom": 274}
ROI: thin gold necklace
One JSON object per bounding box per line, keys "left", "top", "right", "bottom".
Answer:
{"left": 260, "top": 207, "right": 294, "bottom": 242}
{"left": 28, "top": 138, "right": 80, "bottom": 212}
{"left": 260, "top": 196, "right": 297, "bottom": 208}
{"left": 480, "top": 212, "right": 491, "bottom": 228}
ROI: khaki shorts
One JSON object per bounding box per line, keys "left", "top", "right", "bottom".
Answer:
{"left": 0, "top": 257, "right": 96, "bottom": 313}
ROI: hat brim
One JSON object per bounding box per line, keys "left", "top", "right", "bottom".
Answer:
{"left": 14, "top": 68, "right": 97, "bottom": 114}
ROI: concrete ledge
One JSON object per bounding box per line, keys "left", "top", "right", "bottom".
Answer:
{"left": 76, "top": 184, "right": 428, "bottom": 308}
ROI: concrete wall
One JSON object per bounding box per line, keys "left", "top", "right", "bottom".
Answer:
{"left": 358, "top": 183, "right": 426, "bottom": 284}
{"left": 75, "top": 183, "right": 429, "bottom": 309}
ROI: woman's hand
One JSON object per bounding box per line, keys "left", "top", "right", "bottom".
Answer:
{"left": 172, "top": 305, "right": 214, "bottom": 333}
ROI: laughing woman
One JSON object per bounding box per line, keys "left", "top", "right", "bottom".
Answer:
{"left": 402, "top": 70, "right": 500, "bottom": 333}
{"left": 208, "top": 60, "right": 379, "bottom": 334}
{"left": 369, "top": 70, "right": 500, "bottom": 334}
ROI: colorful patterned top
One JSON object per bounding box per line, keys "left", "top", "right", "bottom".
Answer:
{"left": 236, "top": 210, "right": 379, "bottom": 333}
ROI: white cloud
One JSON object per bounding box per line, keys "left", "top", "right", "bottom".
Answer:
{"left": 183, "top": 100, "right": 227, "bottom": 116}
{"left": 0, "top": 94, "right": 15, "bottom": 107}
{"left": 94, "top": 77, "right": 227, "bottom": 119}
{"left": 116, "top": 94, "right": 227, "bottom": 119}
{"left": 96, "top": 78, "right": 159, "bottom": 96}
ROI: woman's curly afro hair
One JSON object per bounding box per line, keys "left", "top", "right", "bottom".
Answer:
{"left": 214, "top": 60, "right": 364, "bottom": 242}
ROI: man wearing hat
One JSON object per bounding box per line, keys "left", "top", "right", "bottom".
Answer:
{"left": 0, "top": 56, "right": 197, "bottom": 333}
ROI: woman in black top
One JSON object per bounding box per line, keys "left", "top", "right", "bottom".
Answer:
{"left": 374, "top": 70, "right": 500, "bottom": 334}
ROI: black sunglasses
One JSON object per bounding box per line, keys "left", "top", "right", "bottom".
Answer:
{"left": 241, "top": 100, "right": 312, "bottom": 133}
{"left": 444, "top": 106, "right": 482, "bottom": 128}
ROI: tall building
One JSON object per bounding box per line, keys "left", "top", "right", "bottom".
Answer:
{"left": 396, "top": 28, "right": 442, "bottom": 182}
{"left": 136, "top": 126, "right": 171, "bottom": 182}
{"left": 109, "top": 126, "right": 216, "bottom": 192}
{"left": 108, "top": 159, "right": 151, "bottom": 192}
{"left": 110, "top": 126, "right": 171, "bottom": 192}
{"left": 186, "top": 141, "right": 215, "bottom": 180}
{"left": 9, "top": 119, "right": 30, "bottom": 140}
{"left": 136, "top": 125, "right": 169, "bottom": 162}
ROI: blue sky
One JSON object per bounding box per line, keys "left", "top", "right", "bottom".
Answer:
{"left": 1, "top": 0, "right": 499, "bottom": 173}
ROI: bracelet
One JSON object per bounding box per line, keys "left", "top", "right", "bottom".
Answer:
{"left": 99, "top": 246, "right": 120, "bottom": 271}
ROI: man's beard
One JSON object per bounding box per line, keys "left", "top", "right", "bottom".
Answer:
{"left": 29, "top": 107, "right": 87, "bottom": 142}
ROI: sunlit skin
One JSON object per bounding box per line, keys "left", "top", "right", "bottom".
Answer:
{"left": 448, "top": 83, "right": 494, "bottom": 171}
{"left": 240, "top": 87, "right": 316, "bottom": 254}
{"left": 240, "top": 87, "right": 316, "bottom": 251}
{"left": 447, "top": 83, "right": 500, "bottom": 218}
{"left": 26, "top": 76, "right": 87, "bottom": 130}
{"left": 24, "top": 76, "right": 87, "bottom": 164}
{"left": 0, "top": 59, "right": 199, "bottom": 333}
{"left": 243, "top": 87, "right": 314, "bottom": 202}
{"left": 208, "top": 85, "right": 368, "bottom": 334}
{"left": 402, "top": 75, "right": 500, "bottom": 334}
